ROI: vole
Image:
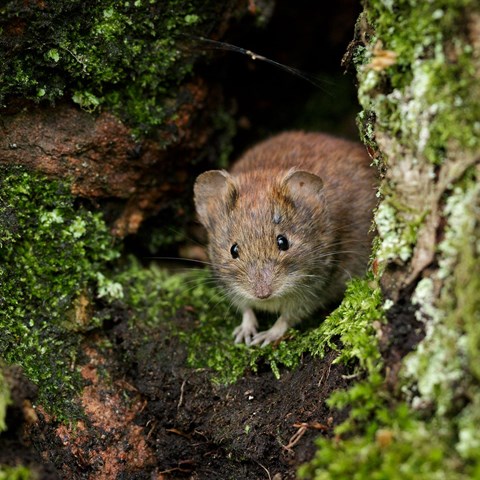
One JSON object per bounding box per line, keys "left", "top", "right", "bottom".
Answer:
{"left": 194, "top": 131, "right": 376, "bottom": 346}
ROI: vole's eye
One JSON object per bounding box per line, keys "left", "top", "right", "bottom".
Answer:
{"left": 230, "top": 243, "right": 239, "bottom": 259}
{"left": 276, "top": 234, "right": 289, "bottom": 251}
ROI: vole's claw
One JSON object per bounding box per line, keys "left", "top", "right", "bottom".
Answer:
{"left": 233, "top": 308, "right": 259, "bottom": 345}
{"left": 251, "top": 317, "right": 290, "bottom": 347}
{"left": 233, "top": 325, "right": 257, "bottom": 345}
{"left": 250, "top": 331, "right": 275, "bottom": 347}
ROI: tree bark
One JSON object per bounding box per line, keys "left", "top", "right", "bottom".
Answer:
{"left": 339, "top": 0, "right": 480, "bottom": 475}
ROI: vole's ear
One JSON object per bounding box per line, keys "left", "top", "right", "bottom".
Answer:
{"left": 282, "top": 170, "right": 324, "bottom": 203}
{"left": 194, "top": 170, "right": 238, "bottom": 228}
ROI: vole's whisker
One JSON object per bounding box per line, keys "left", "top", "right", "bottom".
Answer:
{"left": 145, "top": 256, "right": 213, "bottom": 267}
{"left": 180, "top": 34, "right": 331, "bottom": 91}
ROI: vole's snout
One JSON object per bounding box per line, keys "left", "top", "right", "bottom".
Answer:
{"left": 249, "top": 263, "right": 275, "bottom": 299}
{"left": 254, "top": 283, "right": 273, "bottom": 299}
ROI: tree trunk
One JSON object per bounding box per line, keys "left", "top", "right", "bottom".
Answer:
{"left": 300, "top": 1, "right": 480, "bottom": 477}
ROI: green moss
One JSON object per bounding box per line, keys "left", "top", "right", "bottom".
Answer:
{"left": 299, "top": 414, "right": 474, "bottom": 480}
{"left": 110, "top": 258, "right": 199, "bottom": 329}
{"left": 0, "top": 166, "right": 120, "bottom": 415}
{"left": 0, "top": 466, "right": 34, "bottom": 480}
{"left": 0, "top": 0, "right": 230, "bottom": 136}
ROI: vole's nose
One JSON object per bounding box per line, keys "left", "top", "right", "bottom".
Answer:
{"left": 250, "top": 263, "right": 274, "bottom": 299}
{"left": 255, "top": 284, "right": 272, "bottom": 299}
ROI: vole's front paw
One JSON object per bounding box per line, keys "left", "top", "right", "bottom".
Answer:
{"left": 250, "top": 317, "right": 289, "bottom": 347}
{"left": 233, "top": 323, "right": 257, "bottom": 345}
{"left": 233, "top": 308, "right": 258, "bottom": 345}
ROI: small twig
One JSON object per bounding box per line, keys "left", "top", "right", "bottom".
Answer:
{"left": 283, "top": 421, "right": 330, "bottom": 452}
{"left": 157, "top": 456, "right": 196, "bottom": 474}
{"left": 146, "top": 420, "right": 156, "bottom": 440}
{"left": 293, "top": 421, "right": 329, "bottom": 431}
{"left": 166, "top": 427, "right": 192, "bottom": 440}
{"left": 317, "top": 361, "right": 332, "bottom": 387}
{"left": 283, "top": 424, "right": 308, "bottom": 452}
{"left": 157, "top": 465, "right": 193, "bottom": 475}
{"left": 255, "top": 461, "right": 272, "bottom": 480}
{"left": 137, "top": 399, "right": 148, "bottom": 414}
{"left": 177, "top": 379, "right": 187, "bottom": 410}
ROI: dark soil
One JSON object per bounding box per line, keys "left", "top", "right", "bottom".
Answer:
{"left": 112, "top": 319, "right": 350, "bottom": 479}
{"left": 1, "top": 311, "right": 350, "bottom": 479}
{"left": 379, "top": 283, "right": 426, "bottom": 390}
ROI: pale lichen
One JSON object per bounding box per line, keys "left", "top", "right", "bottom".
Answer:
{"left": 402, "top": 173, "right": 479, "bottom": 418}
{"left": 374, "top": 200, "right": 417, "bottom": 263}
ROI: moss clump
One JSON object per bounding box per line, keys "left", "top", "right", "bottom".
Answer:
{"left": 0, "top": 167, "right": 120, "bottom": 415}
{"left": 0, "top": 0, "right": 226, "bottom": 136}
{"left": 0, "top": 466, "right": 33, "bottom": 480}
{"left": 115, "top": 257, "right": 383, "bottom": 384}
{"left": 299, "top": 414, "right": 473, "bottom": 480}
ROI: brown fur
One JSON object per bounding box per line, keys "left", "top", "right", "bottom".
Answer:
{"left": 194, "top": 131, "right": 377, "bottom": 343}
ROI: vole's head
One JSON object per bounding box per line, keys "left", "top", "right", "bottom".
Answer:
{"left": 194, "top": 169, "right": 332, "bottom": 311}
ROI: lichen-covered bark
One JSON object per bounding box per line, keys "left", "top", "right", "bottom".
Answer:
{"left": 301, "top": 1, "right": 480, "bottom": 477}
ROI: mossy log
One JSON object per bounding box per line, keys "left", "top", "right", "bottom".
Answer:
{"left": 0, "top": 0, "right": 244, "bottom": 236}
